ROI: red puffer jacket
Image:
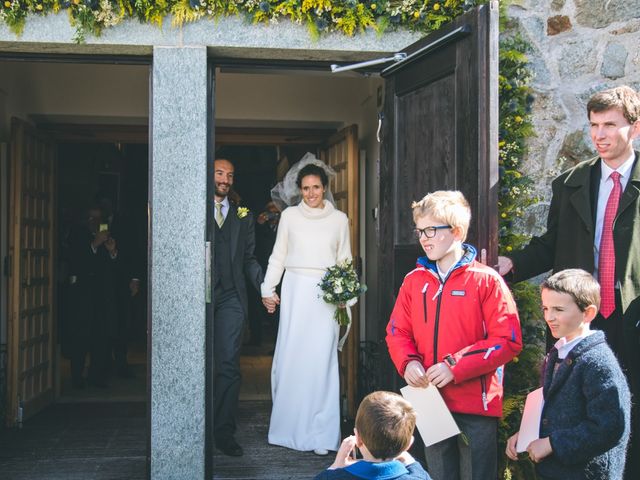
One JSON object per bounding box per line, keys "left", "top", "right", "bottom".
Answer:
{"left": 386, "top": 246, "right": 522, "bottom": 417}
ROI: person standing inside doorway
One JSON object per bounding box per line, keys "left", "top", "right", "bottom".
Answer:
{"left": 212, "top": 157, "right": 263, "bottom": 457}
{"left": 497, "top": 85, "right": 640, "bottom": 480}
{"left": 66, "top": 204, "right": 119, "bottom": 388}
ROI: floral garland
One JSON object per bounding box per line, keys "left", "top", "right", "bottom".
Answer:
{"left": 1, "top": 0, "right": 477, "bottom": 42}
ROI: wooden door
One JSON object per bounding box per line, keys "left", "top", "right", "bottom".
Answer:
{"left": 6, "top": 118, "right": 57, "bottom": 426}
{"left": 319, "top": 124, "right": 359, "bottom": 417}
{"left": 378, "top": 3, "right": 499, "bottom": 389}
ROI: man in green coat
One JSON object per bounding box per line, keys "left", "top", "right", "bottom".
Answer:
{"left": 498, "top": 85, "right": 640, "bottom": 480}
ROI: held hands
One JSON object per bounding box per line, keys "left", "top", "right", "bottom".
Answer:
{"left": 426, "top": 362, "right": 454, "bottom": 388}
{"left": 505, "top": 433, "right": 553, "bottom": 463}
{"left": 404, "top": 360, "right": 429, "bottom": 388}
{"left": 261, "top": 293, "right": 280, "bottom": 314}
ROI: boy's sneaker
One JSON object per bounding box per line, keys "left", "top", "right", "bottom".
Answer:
{"left": 313, "top": 448, "right": 329, "bottom": 456}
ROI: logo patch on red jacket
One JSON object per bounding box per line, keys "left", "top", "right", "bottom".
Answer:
{"left": 451, "top": 290, "right": 466, "bottom": 296}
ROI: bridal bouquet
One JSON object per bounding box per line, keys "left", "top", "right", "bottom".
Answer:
{"left": 319, "top": 260, "right": 367, "bottom": 327}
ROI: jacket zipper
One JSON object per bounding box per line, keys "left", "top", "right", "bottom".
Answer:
{"left": 422, "top": 282, "right": 428, "bottom": 324}
{"left": 481, "top": 375, "right": 488, "bottom": 411}
{"left": 461, "top": 345, "right": 502, "bottom": 359}
{"left": 460, "top": 347, "right": 501, "bottom": 412}
{"left": 432, "top": 272, "right": 447, "bottom": 365}
{"left": 433, "top": 288, "right": 444, "bottom": 364}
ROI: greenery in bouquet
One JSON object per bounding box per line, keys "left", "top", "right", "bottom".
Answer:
{"left": 318, "top": 260, "right": 367, "bottom": 326}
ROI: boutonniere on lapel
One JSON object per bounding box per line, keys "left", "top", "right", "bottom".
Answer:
{"left": 237, "top": 207, "right": 249, "bottom": 219}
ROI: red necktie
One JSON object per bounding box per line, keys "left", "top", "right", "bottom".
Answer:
{"left": 598, "top": 171, "right": 622, "bottom": 318}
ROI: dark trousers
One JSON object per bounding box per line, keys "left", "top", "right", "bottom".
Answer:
{"left": 591, "top": 291, "right": 640, "bottom": 480}
{"left": 213, "top": 286, "right": 245, "bottom": 440}
{"left": 424, "top": 413, "right": 497, "bottom": 480}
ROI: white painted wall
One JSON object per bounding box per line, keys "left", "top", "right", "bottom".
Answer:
{"left": 0, "top": 61, "right": 150, "bottom": 139}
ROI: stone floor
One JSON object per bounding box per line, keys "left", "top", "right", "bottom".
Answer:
{"left": 0, "top": 326, "right": 339, "bottom": 479}
{"left": 0, "top": 399, "right": 334, "bottom": 480}
{"left": 0, "top": 402, "right": 147, "bottom": 480}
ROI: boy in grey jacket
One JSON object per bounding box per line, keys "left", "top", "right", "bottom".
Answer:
{"left": 506, "top": 269, "right": 630, "bottom": 479}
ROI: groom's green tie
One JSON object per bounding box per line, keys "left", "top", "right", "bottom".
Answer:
{"left": 215, "top": 202, "right": 224, "bottom": 228}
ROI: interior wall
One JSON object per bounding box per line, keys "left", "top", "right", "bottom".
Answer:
{"left": 0, "top": 61, "right": 150, "bottom": 141}
{"left": 216, "top": 71, "right": 375, "bottom": 127}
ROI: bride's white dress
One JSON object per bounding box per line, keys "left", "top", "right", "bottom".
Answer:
{"left": 261, "top": 199, "right": 351, "bottom": 452}
{"left": 267, "top": 270, "right": 341, "bottom": 451}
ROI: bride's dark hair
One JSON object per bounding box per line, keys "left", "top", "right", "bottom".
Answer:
{"left": 296, "top": 164, "right": 329, "bottom": 188}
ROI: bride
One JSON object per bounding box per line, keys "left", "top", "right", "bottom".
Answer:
{"left": 261, "top": 153, "right": 351, "bottom": 455}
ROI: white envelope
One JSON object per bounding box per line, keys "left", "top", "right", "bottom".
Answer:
{"left": 400, "top": 384, "right": 460, "bottom": 447}
{"left": 516, "top": 387, "right": 545, "bottom": 453}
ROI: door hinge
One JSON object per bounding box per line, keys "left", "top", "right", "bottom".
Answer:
{"left": 3, "top": 255, "right": 9, "bottom": 277}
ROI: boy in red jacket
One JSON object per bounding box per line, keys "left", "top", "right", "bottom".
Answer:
{"left": 385, "top": 191, "right": 522, "bottom": 480}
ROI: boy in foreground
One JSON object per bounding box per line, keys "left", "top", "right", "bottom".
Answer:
{"left": 506, "top": 269, "right": 630, "bottom": 479}
{"left": 386, "top": 190, "right": 522, "bottom": 480}
{"left": 313, "top": 391, "right": 431, "bottom": 479}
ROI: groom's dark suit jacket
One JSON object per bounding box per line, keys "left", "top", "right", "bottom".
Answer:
{"left": 214, "top": 203, "right": 263, "bottom": 314}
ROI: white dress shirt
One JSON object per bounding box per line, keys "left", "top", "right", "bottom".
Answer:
{"left": 554, "top": 330, "right": 596, "bottom": 360}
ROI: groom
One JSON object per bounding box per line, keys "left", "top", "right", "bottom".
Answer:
{"left": 212, "top": 157, "right": 263, "bottom": 456}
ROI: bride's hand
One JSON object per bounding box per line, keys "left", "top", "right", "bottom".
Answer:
{"left": 261, "top": 294, "right": 280, "bottom": 313}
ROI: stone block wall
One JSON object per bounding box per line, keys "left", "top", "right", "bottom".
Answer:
{"left": 507, "top": 0, "right": 640, "bottom": 235}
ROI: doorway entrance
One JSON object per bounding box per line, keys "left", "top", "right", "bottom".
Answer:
{"left": 213, "top": 125, "right": 362, "bottom": 415}
{"left": 56, "top": 141, "right": 148, "bottom": 401}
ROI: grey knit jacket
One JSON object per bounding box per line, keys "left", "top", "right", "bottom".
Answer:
{"left": 536, "top": 330, "right": 631, "bottom": 480}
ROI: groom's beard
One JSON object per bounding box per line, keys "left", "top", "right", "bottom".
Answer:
{"left": 215, "top": 182, "right": 230, "bottom": 198}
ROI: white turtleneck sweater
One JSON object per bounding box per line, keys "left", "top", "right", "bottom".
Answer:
{"left": 260, "top": 200, "right": 352, "bottom": 297}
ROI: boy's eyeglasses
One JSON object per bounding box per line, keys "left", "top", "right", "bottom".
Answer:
{"left": 414, "top": 225, "right": 452, "bottom": 239}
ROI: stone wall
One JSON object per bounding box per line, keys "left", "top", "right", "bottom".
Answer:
{"left": 506, "top": 0, "right": 640, "bottom": 235}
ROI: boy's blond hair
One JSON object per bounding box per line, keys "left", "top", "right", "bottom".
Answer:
{"left": 412, "top": 190, "right": 471, "bottom": 241}
{"left": 541, "top": 269, "right": 601, "bottom": 312}
{"left": 355, "top": 391, "right": 416, "bottom": 460}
